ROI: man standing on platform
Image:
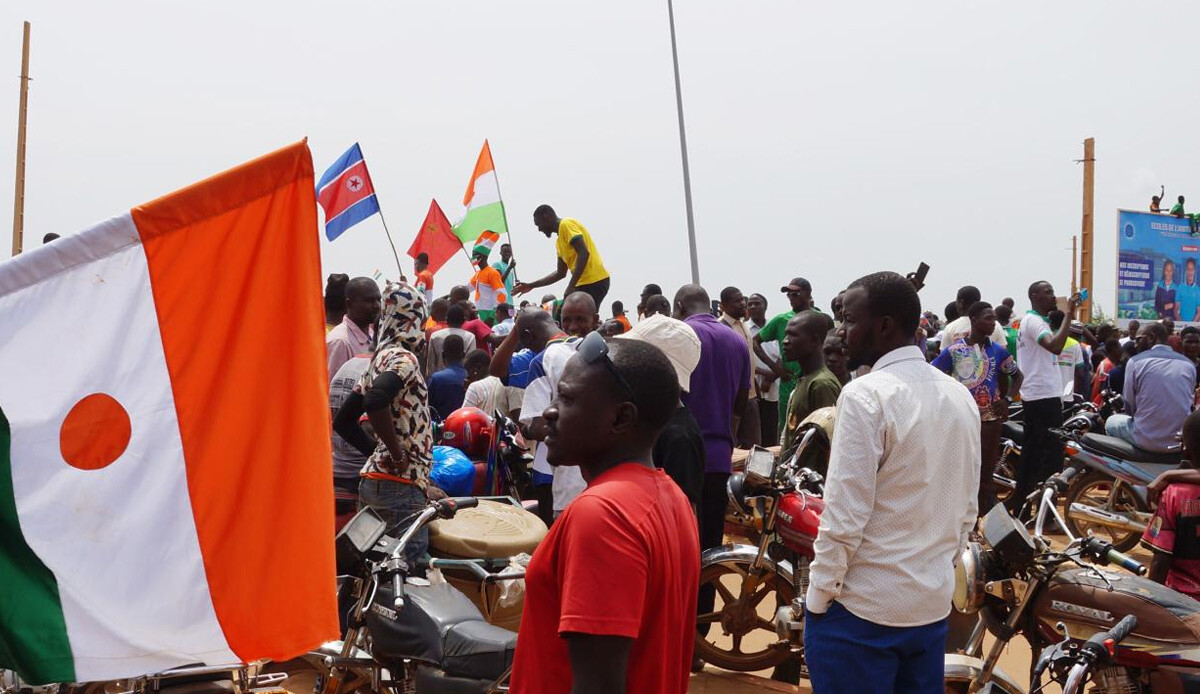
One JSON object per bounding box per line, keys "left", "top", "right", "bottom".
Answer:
{"left": 492, "top": 242, "right": 518, "bottom": 300}
{"left": 468, "top": 233, "right": 508, "bottom": 325}
{"left": 514, "top": 205, "right": 611, "bottom": 307}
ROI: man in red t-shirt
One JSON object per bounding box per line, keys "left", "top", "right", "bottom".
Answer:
{"left": 508, "top": 334, "right": 699, "bottom": 694}
{"left": 1143, "top": 409, "right": 1200, "bottom": 600}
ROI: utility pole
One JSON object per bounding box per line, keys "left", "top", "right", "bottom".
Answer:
{"left": 1079, "top": 137, "right": 1095, "bottom": 322}
{"left": 11, "top": 21, "right": 30, "bottom": 257}
{"left": 666, "top": 0, "right": 700, "bottom": 285}
{"left": 1071, "top": 235, "right": 1078, "bottom": 296}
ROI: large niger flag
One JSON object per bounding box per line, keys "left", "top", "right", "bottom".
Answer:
{"left": 452, "top": 140, "right": 507, "bottom": 245}
{"left": 0, "top": 141, "right": 338, "bottom": 684}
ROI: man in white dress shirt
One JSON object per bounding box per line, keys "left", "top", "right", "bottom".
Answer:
{"left": 804, "top": 271, "right": 980, "bottom": 694}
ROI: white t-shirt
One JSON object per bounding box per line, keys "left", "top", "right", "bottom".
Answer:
{"left": 1017, "top": 312, "right": 1061, "bottom": 401}
{"left": 749, "top": 321, "right": 780, "bottom": 402}
{"left": 520, "top": 340, "right": 587, "bottom": 511}
{"left": 1058, "top": 339, "right": 1085, "bottom": 401}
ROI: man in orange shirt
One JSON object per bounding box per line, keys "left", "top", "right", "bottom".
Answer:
{"left": 413, "top": 252, "right": 435, "bottom": 306}
{"left": 509, "top": 334, "right": 699, "bottom": 694}
{"left": 611, "top": 300, "right": 632, "bottom": 334}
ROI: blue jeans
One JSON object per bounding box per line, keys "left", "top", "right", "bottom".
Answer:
{"left": 804, "top": 601, "right": 947, "bottom": 694}
{"left": 358, "top": 478, "right": 429, "bottom": 568}
{"left": 1106, "top": 414, "right": 1136, "bottom": 445}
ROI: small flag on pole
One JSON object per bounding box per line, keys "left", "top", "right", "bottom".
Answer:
{"left": 452, "top": 140, "right": 507, "bottom": 245}
{"left": 408, "top": 199, "right": 461, "bottom": 275}
{"left": 372, "top": 269, "right": 382, "bottom": 282}
{"left": 472, "top": 230, "right": 500, "bottom": 258}
{"left": 316, "top": 143, "right": 381, "bottom": 241}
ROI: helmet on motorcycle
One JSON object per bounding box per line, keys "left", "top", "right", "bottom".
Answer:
{"left": 441, "top": 407, "right": 493, "bottom": 459}
{"left": 798, "top": 406, "right": 836, "bottom": 445}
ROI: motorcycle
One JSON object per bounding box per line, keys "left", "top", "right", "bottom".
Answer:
{"left": 1060, "top": 427, "right": 1182, "bottom": 552}
{"left": 298, "top": 498, "right": 522, "bottom": 694}
{"left": 695, "top": 425, "right": 826, "bottom": 674}
{"left": 993, "top": 397, "right": 1110, "bottom": 504}
{"left": 949, "top": 466, "right": 1200, "bottom": 693}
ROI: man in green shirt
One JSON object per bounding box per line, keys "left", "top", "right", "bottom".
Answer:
{"left": 780, "top": 311, "right": 841, "bottom": 459}
{"left": 995, "top": 304, "right": 1020, "bottom": 365}
{"left": 754, "top": 277, "right": 816, "bottom": 432}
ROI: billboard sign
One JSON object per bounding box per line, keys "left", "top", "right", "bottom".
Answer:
{"left": 1116, "top": 209, "right": 1200, "bottom": 324}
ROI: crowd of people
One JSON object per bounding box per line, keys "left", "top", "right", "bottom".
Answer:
{"left": 319, "top": 203, "right": 1200, "bottom": 693}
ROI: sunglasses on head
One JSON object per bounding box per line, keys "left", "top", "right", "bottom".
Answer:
{"left": 578, "top": 331, "right": 635, "bottom": 399}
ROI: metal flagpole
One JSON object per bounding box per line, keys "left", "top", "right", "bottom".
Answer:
{"left": 666, "top": 0, "right": 700, "bottom": 285}
{"left": 356, "top": 144, "right": 405, "bottom": 279}
{"left": 11, "top": 21, "right": 30, "bottom": 257}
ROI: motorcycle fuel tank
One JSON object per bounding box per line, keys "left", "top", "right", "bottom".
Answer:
{"left": 775, "top": 492, "right": 823, "bottom": 558}
{"left": 1034, "top": 567, "right": 1200, "bottom": 665}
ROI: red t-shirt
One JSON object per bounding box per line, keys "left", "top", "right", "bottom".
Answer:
{"left": 1142, "top": 482, "right": 1200, "bottom": 599}
{"left": 462, "top": 318, "right": 494, "bottom": 353}
{"left": 508, "top": 463, "right": 699, "bottom": 694}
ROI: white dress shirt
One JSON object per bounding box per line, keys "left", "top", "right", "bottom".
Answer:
{"left": 805, "top": 345, "right": 980, "bottom": 627}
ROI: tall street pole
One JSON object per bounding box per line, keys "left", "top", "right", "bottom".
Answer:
{"left": 666, "top": 0, "right": 700, "bottom": 285}
{"left": 1079, "top": 137, "right": 1095, "bottom": 322}
{"left": 11, "top": 21, "right": 30, "bottom": 257}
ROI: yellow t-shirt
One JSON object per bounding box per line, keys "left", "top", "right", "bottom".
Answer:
{"left": 555, "top": 218, "right": 609, "bottom": 286}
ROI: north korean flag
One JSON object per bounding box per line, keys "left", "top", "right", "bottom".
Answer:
{"left": 316, "top": 143, "right": 381, "bottom": 241}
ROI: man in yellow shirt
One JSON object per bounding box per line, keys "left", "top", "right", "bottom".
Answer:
{"left": 514, "top": 204, "right": 611, "bottom": 306}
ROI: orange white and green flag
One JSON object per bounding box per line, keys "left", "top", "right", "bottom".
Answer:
{"left": 452, "top": 140, "right": 507, "bottom": 245}
{"left": 0, "top": 141, "right": 338, "bottom": 684}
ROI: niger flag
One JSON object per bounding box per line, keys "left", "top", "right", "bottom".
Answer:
{"left": 0, "top": 141, "right": 337, "bottom": 684}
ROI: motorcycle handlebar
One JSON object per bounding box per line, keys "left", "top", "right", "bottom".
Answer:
{"left": 1080, "top": 614, "right": 1138, "bottom": 662}
{"left": 434, "top": 497, "right": 479, "bottom": 519}
{"left": 1106, "top": 548, "right": 1148, "bottom": 576}
{"left": 392, "top": 571, "right": 405, "bottom": 610}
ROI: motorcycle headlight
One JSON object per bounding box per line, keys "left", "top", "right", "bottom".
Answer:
{"left": 726, "top": 473, "right": 754, "bottom": 518}
{"left": 953, "top": 542, "right": 990, "bottom": 614}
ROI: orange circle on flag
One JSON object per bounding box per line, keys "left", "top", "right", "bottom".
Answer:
{"left": 59, "top": 393, "right": 131, "bottom": 470}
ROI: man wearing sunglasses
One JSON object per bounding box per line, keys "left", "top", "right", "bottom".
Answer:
{"left": 509, "top": 335, "right": 699, "bottom": 694}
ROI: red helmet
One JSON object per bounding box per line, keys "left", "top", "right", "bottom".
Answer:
{"left": 441, "top": 407, "right": 493, "bottom": 459}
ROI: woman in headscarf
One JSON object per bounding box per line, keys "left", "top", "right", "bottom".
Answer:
{"left": 333, "top": 281, "right": 441, "bottom": 565}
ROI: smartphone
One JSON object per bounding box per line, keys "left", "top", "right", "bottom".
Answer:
{"left": 914, "top": 262, "right": 930, "bottom": 285}
{"left": 1079, "top": 288, "right": 1089, "bottom": 302}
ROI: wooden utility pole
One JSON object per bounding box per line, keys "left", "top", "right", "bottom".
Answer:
{"left": 11, "top": 21, "right": 30, "bottom": 257}
{"left": 1079, "top": 137, "right": 1095, "bottom": 322}
{"left": 1071, "top": 235, "right": 1078, "bottom": 296}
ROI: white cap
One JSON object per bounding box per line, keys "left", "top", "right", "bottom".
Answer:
{"left": 614, "top": 314, "right": 701, "bottom": 392}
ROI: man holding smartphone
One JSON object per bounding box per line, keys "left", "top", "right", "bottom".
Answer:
{"left": 1010, "top": 281, "right": 1081, "bottom": 517}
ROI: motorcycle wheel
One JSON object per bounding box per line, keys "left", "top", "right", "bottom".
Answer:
{"left": 694, "top": 558, "right": 796, "bottom": 672}
{"left": 1064, "top": 471, "right": 1148, "bottom": 552}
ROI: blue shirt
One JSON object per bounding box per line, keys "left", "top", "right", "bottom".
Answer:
{"left": 681, "top": 314, "right": 751, "bottom": 474}
{"left": 1179, "top": 281, "right": 1200, "bottom": 322}
{"left": 506, "top": 348, "right": 538, "bottom": 388}
{"left": 427, "top": 363, "right": 467, "bottom": 421}
{"left": 1125, "top": 344, "right": 1197, "bottom": 452}
{"left": 931, "top": 338, "right": 1018, "bottom": 420}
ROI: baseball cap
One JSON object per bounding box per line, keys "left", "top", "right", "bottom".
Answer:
{"left": 780, "top": 277, "right": 812, "bottom": 294}
{"left": 614, "top": 314, "right": 701, "bottom": 392}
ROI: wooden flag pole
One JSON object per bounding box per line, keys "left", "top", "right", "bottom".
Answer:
{"left": 11, "top": 21, "right": 30, "bottom": 257}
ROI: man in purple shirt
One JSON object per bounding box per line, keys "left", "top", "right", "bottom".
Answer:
{"left": 675, "top": 284, "right": 750, "bottom": 658}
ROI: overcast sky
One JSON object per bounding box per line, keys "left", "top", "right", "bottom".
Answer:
{"left": 1, "top": 1, "right": 1195, "bottom": 320}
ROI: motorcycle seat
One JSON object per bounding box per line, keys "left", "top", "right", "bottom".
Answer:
{"left": 1080, "top": 433, "right": 1183, "bottom": 467}
{"left": 1001, "top": 420, "right": 1023, "bottom": 445}
{"left": 440, "top": 619, "right": 517, "bottom": 681}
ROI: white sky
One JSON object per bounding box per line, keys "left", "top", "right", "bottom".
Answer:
{"left": 2, "top": 1, "right": 1196, "bottom": 320}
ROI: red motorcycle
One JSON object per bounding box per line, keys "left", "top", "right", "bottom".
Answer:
{"left": 695, "top": 424, "right": 826, "bottom": 673}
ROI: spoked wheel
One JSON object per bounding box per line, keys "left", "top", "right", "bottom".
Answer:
{"left": 1064, "top": 471, "right": 1149, "bottom": 552}
{"left": 694, "top": 559, "right": 795, "bottom": 672}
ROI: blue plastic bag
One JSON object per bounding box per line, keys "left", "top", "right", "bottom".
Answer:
{"left": 431, "top": 445, "right": 477, "bottom": 496}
